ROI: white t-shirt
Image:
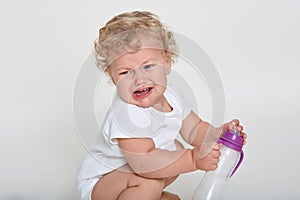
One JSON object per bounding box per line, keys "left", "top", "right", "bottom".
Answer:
{"left": 77, "top": 85, "right": 191, "bottom": 180}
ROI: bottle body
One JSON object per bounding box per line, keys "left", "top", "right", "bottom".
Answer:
{"left": 192, "top": 145, "right": 241, "bottom": 200}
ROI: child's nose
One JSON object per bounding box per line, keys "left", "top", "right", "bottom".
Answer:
{"left": 134, "top": 69, "right": 146, "bottom": 85}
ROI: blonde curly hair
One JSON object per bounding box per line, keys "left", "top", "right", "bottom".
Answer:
{"left": 94, "top": 11, "right": 178, "bottom": 73}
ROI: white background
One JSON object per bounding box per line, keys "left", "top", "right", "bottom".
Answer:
{"left": 1, "top": 0, "right": 300, "bottom": 199}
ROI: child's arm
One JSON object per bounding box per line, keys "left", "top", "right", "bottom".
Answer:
{"left": 179, "top": 111, "right": 222, "bottom": 147}
{"left": 118, "top": 137, "right": 220, "bottom": 178}
{"left": 180, "top": 111, "right": 247, "bottom": 147}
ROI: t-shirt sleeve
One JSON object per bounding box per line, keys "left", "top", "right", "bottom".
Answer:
{"left": 179, "top": 92, "right": 192, "bottom": 119}
{"left": 108, "top": 95, "right": 153, "bottom": 142}
{"left": 168, "top": 85, "right": 192, "bottom": 119}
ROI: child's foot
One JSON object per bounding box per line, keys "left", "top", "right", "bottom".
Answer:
{"left": 160, "top": 191, "right": 181, "bottom": 200}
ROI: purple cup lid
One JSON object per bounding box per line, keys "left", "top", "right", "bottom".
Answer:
{"left": 217, "top": 131, "right": 243, "bottom": 152}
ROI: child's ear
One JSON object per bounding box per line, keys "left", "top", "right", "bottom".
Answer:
{"left": 165, "top": 59, "right": 172, "bottom": 74}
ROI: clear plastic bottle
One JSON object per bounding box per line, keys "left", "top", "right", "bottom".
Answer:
{"left": 192, "top": 128, "right": 244, "bottom": 200}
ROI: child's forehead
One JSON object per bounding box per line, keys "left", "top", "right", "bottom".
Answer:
{"left": 111, "top": 48, "right": 165, "bottom": 68}
{"left": 107, "top": 37, "right": 165, "bottom": 61}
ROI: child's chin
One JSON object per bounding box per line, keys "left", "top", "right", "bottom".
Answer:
{"left": 136, "top": 103, "right": 152, "bottom": 108}
{"left": 134, "top": 101, "right": 153, "bottom": 108}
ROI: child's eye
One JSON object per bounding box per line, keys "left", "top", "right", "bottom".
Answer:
{"left": 119, "top": 70, "right": 132, "bottom": 75}
{"left": 143, "top": 64, "right": 154, "bottom": 70}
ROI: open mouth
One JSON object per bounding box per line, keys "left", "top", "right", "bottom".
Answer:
{"left": 133, "top": 87, "right": 153, "bottom": 99}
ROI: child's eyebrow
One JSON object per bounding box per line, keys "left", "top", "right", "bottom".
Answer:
{"left": 116, "top": 66, "right": 131, "bottom": 72}
{"left": 141, "top": 57, "right": 160, "bottom": 65}
{"left": 115, "top": 58, "right": 161, "bottom": 71}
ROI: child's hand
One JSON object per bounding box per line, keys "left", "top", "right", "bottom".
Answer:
{"left": 223, "top": 119, "right": 247, "bottom": 145}
{"left": 192, "top": 143, "right": 222, "bottom": 171}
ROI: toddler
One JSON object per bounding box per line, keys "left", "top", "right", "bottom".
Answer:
{"left": 77, "top": 11, "right": 247, "bottom": 200}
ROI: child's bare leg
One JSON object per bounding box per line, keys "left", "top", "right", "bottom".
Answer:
{"left": 121, "top": 175, "right": 180, "bottom": 200}
{"left": 92, "top": 168, "right": 165, "bottom": 200}
{"left": 165, "top": 175, "right": 179, "bottom": 187}
{"left": 118, "top": 176, "right": 165, "bottom": 200}
{"left": 160, "top": 191, "right": 181, "bottom": 200}
{"left": 159, "top": 175, "right": 181, "bottom": 200}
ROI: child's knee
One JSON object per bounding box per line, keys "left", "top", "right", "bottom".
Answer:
{"left": 130, "top": 175, "right": 166, "bottom": 191}
{"left": 141, "top": 177, "right": 166, "bottom": 198}
{"left": 147, "top": 177, "right": 166, "bottom": 190}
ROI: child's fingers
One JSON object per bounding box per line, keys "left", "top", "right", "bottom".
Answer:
{"left": 237, "top": 125, "right": 243, "bottom": 132}
{"left": 231, "top": 119, "right": 240, "bottom": 126}
{"left": 240, "top": 132, "right": 247, "bottom": 139}
{"left": 211, "top": 148, "right": 221, "bottom": 158}
{"left": 241, "top": 132, "right": 247, "bottom": 145}
{"left": 210, "top": 143, "right": 221, "bottom": 158}
{"left": 222, "top": 122, "right": 232, "bottom": 131}
{"left": 212, "top": 143, "right": 222, "bottom": 150}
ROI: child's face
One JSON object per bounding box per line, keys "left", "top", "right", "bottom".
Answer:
{"left": 109, "top": 48, "right": 171, "bottom": 108}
